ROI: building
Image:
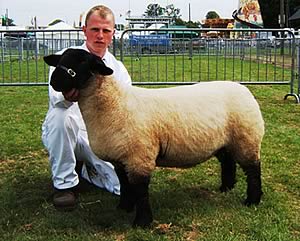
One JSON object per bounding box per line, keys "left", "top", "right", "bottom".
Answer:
{"left": 201, "top": 18, "right": 235, "bottom": 38}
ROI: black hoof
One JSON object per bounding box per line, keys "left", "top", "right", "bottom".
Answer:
{"left": 243, "top": 192, "right": 262, "bottom": 206}
{"left": 132, "top": 215, "right": 153, "bottom": 228}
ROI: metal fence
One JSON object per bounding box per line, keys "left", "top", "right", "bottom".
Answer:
{"left": 120, "top": 28, "right": 299, "bottom": 102}
{"left": 1, "top": 28, "right": 299, "bottom": 102}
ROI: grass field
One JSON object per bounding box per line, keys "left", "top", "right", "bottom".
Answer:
{"left": 0, "top": 83, "right": 299, "bottom": 241}
{"left": 0, "top": 52, "right": 294, "bottom": 85}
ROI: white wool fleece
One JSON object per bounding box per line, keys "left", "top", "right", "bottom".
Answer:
{"left": 77, "top": 77, "right": 264, "bottom": 181}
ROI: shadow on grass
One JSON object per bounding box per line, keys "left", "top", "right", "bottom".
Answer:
{"left": 1, "top": 157, "right": 246, "bottom": 233}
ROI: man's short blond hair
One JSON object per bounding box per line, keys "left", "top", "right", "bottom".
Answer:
{"left": 85, "top": 5, "right": 115, "bottom": 26}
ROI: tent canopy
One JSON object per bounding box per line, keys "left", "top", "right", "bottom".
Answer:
{"left": 37, "top": 21, "right": 85, "bottom": 40}
{"left": 46, "top": 21, "right": 75, "bottom": 30}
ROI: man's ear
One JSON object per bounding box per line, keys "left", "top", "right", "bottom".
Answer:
{"left": 43, "top": 54, "right": 62, "bottom": 67}
{"left": 82, "top": 25, "right": 87, "bottom": 35}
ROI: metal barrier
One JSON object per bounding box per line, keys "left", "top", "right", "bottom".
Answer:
{"left": 0, "top": 28, "right": 299, "bottom": 102}
{"left": 120, "top": 28, "right": 299, "bottom": 102}
{"left": 0, "top": 29, "right": 85, "bottom": 86}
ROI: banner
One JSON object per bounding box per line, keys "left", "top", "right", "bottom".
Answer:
{"left": 237, "top": 0, "right": 263, "bottom": 27}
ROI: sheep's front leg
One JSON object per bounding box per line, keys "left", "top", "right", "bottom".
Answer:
{"left": 114, "top": 166, "right": 136, "bottom": 212}
{"left": 130, "top": 174, "right": 153, "bottom": 228}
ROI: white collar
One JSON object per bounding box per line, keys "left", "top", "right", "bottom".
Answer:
{"left": 82, "top": 43, "right": 109, "bottom": 62}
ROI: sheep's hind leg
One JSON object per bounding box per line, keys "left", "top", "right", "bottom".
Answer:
{"left": 240, "top": 161, "right": 263, "bottom": 206}
{"left": 216, "top": 148, "right": 236, "bottom": 192}
{"left": 131, "top": 175, "right": 153, "bottom": 228}
{"left": 114, "top": 166, "right": 136, "bottom": 212}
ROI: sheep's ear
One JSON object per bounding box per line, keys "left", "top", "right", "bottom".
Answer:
{"left": 44, "top": 54, "right": 62, "bottom": 67}
{"left": 90, "top": 55, "right": 114, "bottom": 76}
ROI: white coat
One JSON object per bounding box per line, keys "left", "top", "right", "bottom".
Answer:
{"left": 42, "top": 43, "right": 131, "bottom": 194}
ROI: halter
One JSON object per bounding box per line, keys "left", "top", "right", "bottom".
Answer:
{"left": 56, "top": 64, "right": 76, "bottom": 77}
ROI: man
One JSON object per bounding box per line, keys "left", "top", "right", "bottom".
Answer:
{"left": 42, "top": 5, "right": 132, "bottom": 211}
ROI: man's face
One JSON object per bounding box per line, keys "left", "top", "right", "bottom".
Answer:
{"left": 83, "top": 12, "right": 115, "bottom": 57}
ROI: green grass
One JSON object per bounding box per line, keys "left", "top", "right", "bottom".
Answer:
{"left": 0, "top": 84, "right": 299, "bottom": 241}
{"left": 123, "top": 55, "right": 293, "bottom": 83}
{"left": 0, "top": 51, "right": 295, "bottom": 85}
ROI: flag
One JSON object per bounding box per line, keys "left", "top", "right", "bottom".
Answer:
{"left": 125, "top": 10, "right": 131, "bottom": 17}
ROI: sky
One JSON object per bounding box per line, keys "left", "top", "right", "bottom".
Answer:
{"left": 0, "top": 0, "right": 238, "bottom": 27}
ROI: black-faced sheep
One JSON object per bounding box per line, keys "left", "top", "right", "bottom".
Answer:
{"left": 44, "top": 49, "right": 264, "bottom": 228}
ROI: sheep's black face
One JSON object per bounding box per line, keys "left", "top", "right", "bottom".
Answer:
{"left": 43, "top": 49, "right": 113, "bottom": 92}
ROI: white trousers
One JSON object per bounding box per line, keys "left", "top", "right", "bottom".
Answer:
{"left": 42, "top": 105, "right": 120, "bottom": 195}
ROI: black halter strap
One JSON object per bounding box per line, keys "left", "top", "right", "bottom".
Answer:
{"left": 56, "top": 64, "right": 76, "bottom": 77}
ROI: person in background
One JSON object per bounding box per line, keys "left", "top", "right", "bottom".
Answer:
{"left": 42, "top": 5, "right": 132, "bottom": 211}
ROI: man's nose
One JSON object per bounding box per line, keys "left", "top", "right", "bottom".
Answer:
{"left": 97, "top": 30, "right": 103, "bottom": 38}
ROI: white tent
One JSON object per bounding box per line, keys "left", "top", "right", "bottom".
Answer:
{"left": 36, "top": 21, "right": 85, "bottom": 51}
{"left": 37, "top": 21, "right": 85, "bottom": 40}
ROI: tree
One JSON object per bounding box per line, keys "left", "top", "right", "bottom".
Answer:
{"left": 174, "top": 18, "right": 185, "bottom": 26}
{"left": 174, "top": 17, "right": 200, "bottom": 28}
{"left": 165, "top": 4, "right": 181, "bottom": 19}
{"left": 206, "top": 11, "right": 220, "bottom": 19}
{"left": 185, "top": 20, "right": 201, "bottom": 28}
{"left": 143, "top": 3, "right": 200, "bottom": 28}
{"left": 144, "top": 4, "right": 165, "bottom": 17}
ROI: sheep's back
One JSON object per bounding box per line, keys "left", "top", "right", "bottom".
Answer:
{"left": 130, "top": 81, "right": 264, "bottom": 166}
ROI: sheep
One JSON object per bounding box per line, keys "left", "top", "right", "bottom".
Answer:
{"left": 44, "top": 48, "right": 264, "bottom": 228}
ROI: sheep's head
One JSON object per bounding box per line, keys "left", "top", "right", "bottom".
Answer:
{"left": 43, "top": 49, "right": 113, "bottom": 92}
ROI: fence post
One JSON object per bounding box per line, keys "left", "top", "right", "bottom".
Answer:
{"left": 297, "top": 42, "right": 300, "bottom": 98}
{"left": 18, "top": 38, "right": 23, "bottom": 61}
{"left": 35, "top": 36, "right": 39, "bottom": 57}
{"left": 188, "top": 39, "right": 192, "bottom": 59}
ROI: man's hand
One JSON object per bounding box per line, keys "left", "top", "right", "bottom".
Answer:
{"left": 62, "top": 88, "right": 80, "bottom": 102}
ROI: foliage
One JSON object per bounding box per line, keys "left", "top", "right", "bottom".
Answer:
{"left": 174, "top": 18, "right": 185, "bottom": 26}
{"left": 144, "top": 3, "right": 181, "bottom": 19}
{"left": 205, "top": 11, "right": 220, "bottom": 19}
{"left": 172, "top": 18, "right": 200, "bottom": 28}
{"left": 185, "top": 21, "right": 201, "bottom": 28}
{"left": 143, "top": 3, "right": 200, "bottom": 28}
{"left": 144, "top": 4, "right": 165, "bottom": 17}
{"left": 164, "top": 4, "right": 181, "bottom": 19}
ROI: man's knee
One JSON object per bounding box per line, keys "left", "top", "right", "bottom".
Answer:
{"left": 43, "top": 108, "right": 81, "bottom": 142}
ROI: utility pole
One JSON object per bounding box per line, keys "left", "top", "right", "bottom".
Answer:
{"left": 188, "top": 3, "right": 191, "bottom": 22}
{"left": 279, "top": 0, "right": 285, "bottom": 55}
{"left": 285, "top": 0, "right": 289, "bottom": 28}
{"left": 279, "top": 0, "right": 285, "bottom": 29}
{"left": 5, "top": 8, "right": 8, "bottom": 29}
